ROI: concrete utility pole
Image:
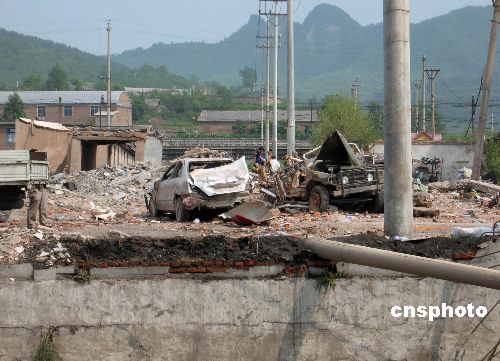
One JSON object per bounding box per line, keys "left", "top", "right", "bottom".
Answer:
{"left": 273, "top": 1, "right": 279, "bottom": 157}
{"left": 265, "top": 21, "right": 271, "bottom": 154}
{"left": 106, "top": 20, "right": 112, "bottom": 129}
{"left": 414, "top": 79, "right": 420, "bottom": 130}
{"left": 286, "top": 0, "right": 296, "bottom": 156}
{"left": 472, "top": 0, "right": 500, "bottom": 180}
{"left": 471, "top": 96, "right": 476, "bottom": 136}
{"left": 351, "top": 76, "right": 361, "bottom": 100}
{"left": 491, "top": 112, "right": 495, "bottom": 132}
{"left": 383, "top": 0, "right": 413, "bottom": 238}
{"left": 425, "top": 68, "right": 440, "bottom": 140}
{"left": 421, "top": 55, "right": 426, "bottom": 131}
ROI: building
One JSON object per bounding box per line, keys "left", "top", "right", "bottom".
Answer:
{"left": 0, "top": 121, "right": 16, "bottom": 150}
{"left": 198, "top": 110, "right": 319, "bottom": 135}
{"left": 15, "top": 118, "right": 162, "bottom": 174}
{"left": 0, "top": 91, "right": 132, "bottom": 128}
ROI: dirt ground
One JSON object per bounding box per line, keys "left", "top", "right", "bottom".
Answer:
{"left": 1, "top": 168, "right": 499, "bottom": 267}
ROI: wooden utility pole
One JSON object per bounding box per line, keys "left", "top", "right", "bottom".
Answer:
{"left": 472, "top": 0, "right": 500, "bottom": 180}
{"left": 383, "top": 0, "right": 413, "bottom": 238}
{"left": 425, "top": 68, "right": 440, "bottom": 139}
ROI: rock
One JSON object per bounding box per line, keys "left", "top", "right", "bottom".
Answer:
{"left": 113, "top": 192, "right": 127, "bottom": 201}
{"left": 413, "top": 207, "right": 440, "bottom": 218}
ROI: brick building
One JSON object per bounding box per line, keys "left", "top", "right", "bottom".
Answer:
{"left": 197, "top": 110, "right": 319, "bottom": 135}
{"left": 0, "top": 91, "right": 132, "bottom": 128}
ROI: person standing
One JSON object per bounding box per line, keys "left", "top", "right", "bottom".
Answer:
{"left": 27, "top": 184, "right": 49, "bottom": 229}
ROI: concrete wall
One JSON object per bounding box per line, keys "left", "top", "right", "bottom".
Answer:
{"left": 15, "top": 120, "right": 71, "bottom": 174}
{"left": 0, "top": 277, "right": 497, "bottom": 361}
{"left": 141, "top": 136, "right": 163, "bottom": 167}
{"left": 371, "top": 142, "right": 474, "bottom": 180}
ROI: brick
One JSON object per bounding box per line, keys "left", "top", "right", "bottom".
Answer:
{"left": 201, "top": 260, "right": 214, "bottom": 267}
{"left": 244, "top": 260, "right": 255, "bottom": 266}
{"left": 233, "top": 261, "right": 244, "bottom": 267}
{"left": 255, "top": 261, "right": 274, "bottom": 267}
{"left": 223, "top": 261, "right": 233, "bottom": 267}
{"left": 98, "top": 262, "right": 109, "bottom": 268}
{"left": 159, "top": 262, "right": 171, "bottom": 267}
{"left": 169, "top": 267, "right": 187, "bottom": 273}
{"left": 180, "top": 260, "right": 192, "bottom": 267}
{"left": 186, "top": 267, "right": 206, "bottom": 273}
{"left": 206, "top": 267, "right": 228, "bottom": 273}
{"left": 170, "top": 261, "right": 182, "bottom": 268}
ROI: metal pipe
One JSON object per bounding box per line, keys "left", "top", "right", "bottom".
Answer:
{"left": 298, "top": 237, "right": 500, "bottom": 290}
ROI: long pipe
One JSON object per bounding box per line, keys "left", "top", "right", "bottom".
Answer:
{"left": 296, "top": 237, "right": 500, "bottom": 290}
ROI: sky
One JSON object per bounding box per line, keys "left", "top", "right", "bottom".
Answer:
{"left": 0, "top": 0, "right": 492, "bottom": 55}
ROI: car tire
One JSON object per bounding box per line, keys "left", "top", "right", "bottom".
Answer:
{"left": 148, "top": 194, "right": 159, "bottom": 217}
{"left": 308, "top": 185, "right": 330, "bottom": 212}
{"left": 371, "top": 188, "right": 384, "bottom": 213}
{"left": 175, "top": 197, "right": 191, "bottom": 222}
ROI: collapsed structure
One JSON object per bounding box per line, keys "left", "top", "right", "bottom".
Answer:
{"left": 14, "top": 118, "right": 162, "bottom": 174}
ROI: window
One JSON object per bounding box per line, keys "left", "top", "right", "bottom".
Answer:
{"left": 6, "top": 128, "right": 15, "bottom": 144}
{"left": 63, "top": 106, "right": 73, "bottom": 117}
{"left": 90, "top": 106, "right": 99, "bottom": 116}
{"left": 37, "top": 106, "right": 46, "bottom": 118}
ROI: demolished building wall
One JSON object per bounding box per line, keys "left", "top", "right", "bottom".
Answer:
{"left": 371, "top": 142, "right": 474, "bottom": 180}
{"left": 15, "top": 118, "right": 71, "bottom": 174}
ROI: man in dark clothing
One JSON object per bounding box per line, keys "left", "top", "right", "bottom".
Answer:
{"left": 27, "top": 184, "right": 49, "bottom": 229}
{"left": 255, "top": 147, "right": 266, "bottom": 166}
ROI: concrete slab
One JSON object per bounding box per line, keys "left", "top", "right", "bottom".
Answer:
{"left": 34, "top": 268, "right": 56, "bottom": 282}
{"left": 336, "top": 262, "right": 415, "bottom": 277}
{"left": 90, "top": 266, "right": 170, "bottom": 279}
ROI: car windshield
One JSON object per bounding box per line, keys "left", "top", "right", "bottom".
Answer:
{"left": 188, "top": 161, "right": 231, "bottom": 172}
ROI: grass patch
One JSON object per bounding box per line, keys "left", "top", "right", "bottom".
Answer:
{"left": 316, "top": 271, "right": 348, "bottom": 292}
{"left": 73, "top": 268, "right": 92, "bottom": 284}
{"left": 34, "top": 327, "right": 57, "bottom": 361}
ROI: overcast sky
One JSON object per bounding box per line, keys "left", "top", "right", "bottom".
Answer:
{"left": 0, "top": 0, "right": 491, "bottom": 55}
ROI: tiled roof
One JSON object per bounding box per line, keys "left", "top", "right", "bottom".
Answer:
{"left": 198, "top": 110, "right": 319, "bottom": 123}
{"left": 0, "top": 91, "right": 126, "bottom": 105}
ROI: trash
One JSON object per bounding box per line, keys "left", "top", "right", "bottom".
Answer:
{"left": 15, "top": 246, "right": 24, "bottom": 254}
{"left": 0, "top": 211, "right": 11, "bottom": 223}
{"left": 95, "top": 211, "right": 116, "bottom": 221}
{"left": 193, "top": 218, "right": 200, "bottom": 224}
{"left": 392, "top": 236, "right": 409, "bottom": 241}
{"left": 56, "top": 216, "right": 65, "bottom": 221}
{"left": 413, "top": 207, "right": 440, "bottom": 218}
{"left": 451, "top": 226, "right": 498, "bottom": 239}
{"left": 113, "top": 192, "right": 127, "bottom": 201}
{"left": 221, "top": 201, "right": 276, "bottom": 225}
{"left": 34, "top": 232, "right": 44, "bottom": 240}
{"left": 412, "top": 178, "right": 429, "bottom": 192}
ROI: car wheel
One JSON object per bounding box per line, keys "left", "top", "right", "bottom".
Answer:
{"left": 308, "top": 185, "right": 330, "bottom": 212}
{"left": 175, "top": 197, "right": 191, "bottom": 222}
{"left": 148, "top": 194, "right": 159, "bottom": 217}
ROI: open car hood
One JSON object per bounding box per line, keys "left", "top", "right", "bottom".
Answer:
{"left": 188, "top": 156, "right": 249, "bottom": 197}
{"left": 315, "top": 131, "right": 361, "bottom": 166}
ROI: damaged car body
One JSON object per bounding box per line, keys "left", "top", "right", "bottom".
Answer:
{"left": 146, "top": 157, "right": 250, "bottom": 221}
{"left": 284, "top": 131, "right": 384, "bottom": 212}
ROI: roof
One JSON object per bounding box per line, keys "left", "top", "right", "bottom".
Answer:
{"left": 17, "top": 118, "right": 69, "bottom": 131}
{"left": 198, "top": 110, "right": 319, "bottom": 123}
{"left": 0, "top": 91, "right": 127, "bottom": 106}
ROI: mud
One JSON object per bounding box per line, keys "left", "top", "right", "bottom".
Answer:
{"left": 332, "top": 234, "right": 490, "bottom": 259}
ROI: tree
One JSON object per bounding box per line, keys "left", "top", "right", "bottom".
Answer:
{"left": 2, "top": 93, "right": 26, "bottom": 121}
{"left": 367, "top": 102, "right": 384, "bottom": 139}
{"left": 21, "top": 74, "right": 42, "bottom": 90}
{"left": 70, "top": 78, "right": 84, "bottom": 90}
{"left": 239, "top": 67, "right": 256, "bottom": 89}
{"left": 46, "top": 65, "right": 68, "bottom": 90}
{"left": 312, "top": 95, "right": 376, "bottom": 147}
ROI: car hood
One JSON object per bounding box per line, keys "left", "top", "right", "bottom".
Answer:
{"left": 188, "top": 156, "right": 249, "bottom": 197}
{"left": 316, "top": 131, "right": 361, "bottom": 166}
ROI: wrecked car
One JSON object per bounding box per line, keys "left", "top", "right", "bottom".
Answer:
{"left": 146, "top": 157, "right": 250, "bottom": 221}
{"left": 302, "top": 131, "right": 384, "bottom": 212}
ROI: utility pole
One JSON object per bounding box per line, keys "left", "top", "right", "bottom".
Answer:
{"left": 425, "top": 68, "right": 440, "bottom": 140}
{"left": 383, "top": 0, "right": 412, "bottom": 238}
{"left": 471, "top": 96, "right": 476, "bottom": 136}
{"left": 472, "top": 0, "right": 500, "bottom": 180}
{"left": 491, "top": 112, "right": 495, "bottom": 132}
{"left": 106, "top": 20, "right": 112, "bottom": 129}
{"left": 414, "top": 79, "right": 420, "bottom": 131}
{"left": 421, "top": 55, "right": 426, "bottom": 131}
{"left": 273, "top": 0, "right": 279, "bottom": 157}
{"left": 351, "top": 76, "right": 361, "bottom": 100}
{"left": 256, "top": 20, "right": 273, "bottom": 154}
{"left": 286, "top": 0, "right": 296, "bottom": 156}
{"left": 265, "top": 21, "right": 271, "bottom": 154}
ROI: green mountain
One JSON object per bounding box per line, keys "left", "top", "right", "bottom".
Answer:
{"left": 0, "top": 28, "right": 193, "bottom": 90}
{"left": 114, "top": 4, "right": 500, "bottom": 133}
